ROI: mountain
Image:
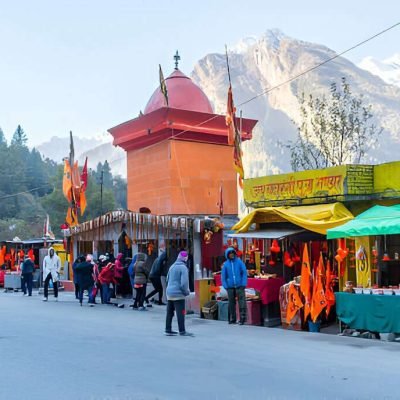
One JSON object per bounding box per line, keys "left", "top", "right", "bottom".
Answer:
{"left": 36, "top": 134, "right": 126, "bottom": 177}
{"left": 78, "top": 143, "right": 126, "bottom": 178}
{"left": 358, "top": 54, "right": 400, "bottom": 88}
{"left": 192, "top": 29, "right": 400, "bottom": 178}
{"left": 36, "top": 135, "right": 104, "bottom": 163}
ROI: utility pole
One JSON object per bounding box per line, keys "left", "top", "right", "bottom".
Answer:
{"left": 100, "top": 169, "right": 104, "bottom": 216}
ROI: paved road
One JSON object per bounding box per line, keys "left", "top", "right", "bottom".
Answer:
{"left": 0, "top": 291, "right": 399, "bottom": 400}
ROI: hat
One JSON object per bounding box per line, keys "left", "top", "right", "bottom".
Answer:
{"left": 177, "top": 251, "right": 188, "bottom": 262}
{"left": 99, "top": 255, "right": 107, "bottom": 262}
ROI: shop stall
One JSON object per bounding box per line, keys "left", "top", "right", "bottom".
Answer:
{"left": 209, "top": 203, "right": 354, "bottom": 328}
{"left": 327, "top": 205, "right": 400, "bottom": 333}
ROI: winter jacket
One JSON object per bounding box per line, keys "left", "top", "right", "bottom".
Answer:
{"left": 73, "top": 261, "right": 94, "bottom": 290}
{"left": 221, "top": 247, "right": 247, "bottom": 289}
{"left": 21, "top": 259, "right": 35, "bottom": 274}
{"left": 134, "top": 253, "right": 148, "bottom": 285}
{"left": 128, "top": 255, "right": 138, "bottom": 278}
{"left": 114, "top": 253, "right": 124, "bottom": 280}
{"left": 149, "top": 254, "right": 163, "bottom": 278}
{"left": 166, "top": 259, "right": 190, "bottom": 300}
{"left": 98, "top": 263, "right": 115, "bottom": 285}
{"left": 42, "top": 247, "right": 62, "bottom": 282}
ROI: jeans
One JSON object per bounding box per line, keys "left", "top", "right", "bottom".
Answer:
{"left": 145, "top": 277, "right": 163, "bottom": 303}
{"left": 134, "top": 285, "right": 146, "bottom": 308}
{"left": 22, "top": 273, "right": 33, "bottom": 295}
{"left": 78, "top": 286, "right": 94, "bottom": 305}
{"left": 165, "top": 299, "right": 186, "bottom": 333}
{"left": 74, "top": 283, "right": 80, "bottom": 299}
{"left": 102, "top": 283, "right": 111, "bottom": 304}
{"left": 44, "top": 273, "right": 58, "bottom": 298}
{"left": 227, "top": 287, "right": 246, "bottom": 323}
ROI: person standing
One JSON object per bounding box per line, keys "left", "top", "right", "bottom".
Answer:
{"left": 133, "top": 253, "right": 148, "bottom": 310}
{"left": 165, "top": 251, "right": 193, "bottom": 336}
{"left": 144, "top": 253, "right": 166, "bottom": 306}
{"left": 73, "top": 255, "right": 85, "bottom": 300}
{"left": 21, "top": 255, "right": 35, "bottom": 296}
{"left": 42, "top": 247, "right": 62, "bottom": 302}
{"left": 74, "top": 254, "right": 95, "bottom": 306}
{"left": 222, "top": 247, "right": 248, "bottom": 325}
{"left": 98, "top": 260, "right": 115, "bottom": 305}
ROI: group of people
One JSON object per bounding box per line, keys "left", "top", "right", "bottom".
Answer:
{"left": 20, "top": 243, "right": 246, "bottom": 336}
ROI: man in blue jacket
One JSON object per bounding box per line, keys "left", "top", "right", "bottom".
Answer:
{"left": 222, "top": 247, "right": 247, "bottom": 325}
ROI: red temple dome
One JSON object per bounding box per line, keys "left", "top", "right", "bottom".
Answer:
{"left": 144, "top": 69, "right": 214, "bottom": 114}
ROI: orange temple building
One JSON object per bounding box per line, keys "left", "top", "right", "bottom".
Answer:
{"left": 108, "top": 57, "right": 257, "bottom": 216}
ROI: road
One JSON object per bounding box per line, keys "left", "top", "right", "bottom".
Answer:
{"left": 0, "top": 291, "right": 399, "bottom": 400}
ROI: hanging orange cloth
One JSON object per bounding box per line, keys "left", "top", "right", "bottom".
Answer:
{"left": 300, "top": 243, "right": 312, "bottom": 322}
{"left": 286, "top": 283, "right": 304, "bottom": 324}
{"left": 0, "top": 246, "right": 6, "bottom": 266}
{"left": 310, "top": 253, "right": 327, "bottom": 322}
{"left": 325, "top": 260, "right": 335, "bottom": 317}
{"left": 28, "top": 248, "right": 35, "bottom": 262}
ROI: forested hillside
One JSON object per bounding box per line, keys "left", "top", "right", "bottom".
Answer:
{"left": 0, "top": 126, "right": 126, "bottom": 240}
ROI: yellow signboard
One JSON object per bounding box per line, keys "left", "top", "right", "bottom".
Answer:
{"left": 244, "top": 165, "right": 347, "bottom": 206}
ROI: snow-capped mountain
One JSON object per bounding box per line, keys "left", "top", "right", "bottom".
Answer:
{"left": 358, "top": 54, "right": 400, "bottom": 88}
{"left": 37, "top": 30, "right": 400, "bottom": 183}
{"left": 192, "top": 29, "right": 400, "bottom": 178}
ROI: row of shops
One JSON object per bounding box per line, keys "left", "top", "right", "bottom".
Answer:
{"left": 2, "top": 161, "right": 399, "bottom": 336}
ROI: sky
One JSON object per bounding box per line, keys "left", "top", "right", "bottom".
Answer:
{"left": 0, "top": 0, "right": 399, "bottom": 146}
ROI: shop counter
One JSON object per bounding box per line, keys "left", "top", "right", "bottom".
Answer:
{"left": 214, "top": 275, "right": 284, "bottom": 305}
{"left": 335, "top": 292, "right": 400, "bottom": 333}
{"left": 4, "top": 273, "right": 22, "bottom": 291}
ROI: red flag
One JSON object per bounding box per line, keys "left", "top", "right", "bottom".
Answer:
{"left": 81, "top": 157, "right": 88, "bottom": 191}
{"left": 300, "top": 243, "right": 312, "bottom": 322}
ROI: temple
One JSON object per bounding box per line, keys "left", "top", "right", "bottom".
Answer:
{"left": 109, "top": 55, "right": 257, "bottom": 215}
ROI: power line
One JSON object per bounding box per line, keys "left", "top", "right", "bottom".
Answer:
{"left": 0, "top": 184, "right": 53, "bottom": 200}
{"left": 107, "top": 21, "right": 400, "bottom": 166}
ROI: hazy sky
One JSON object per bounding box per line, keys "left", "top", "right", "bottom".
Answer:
{"left": 1, "top": 0, "right": 399, "bottom": 146}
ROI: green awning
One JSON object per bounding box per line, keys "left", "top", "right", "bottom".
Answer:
{"left": 327, "top": 204, "right": 400, "bottom": 239}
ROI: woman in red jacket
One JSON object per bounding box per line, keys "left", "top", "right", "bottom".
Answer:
{"left": 98, "top": 262, "right": 115, "bottom": 304}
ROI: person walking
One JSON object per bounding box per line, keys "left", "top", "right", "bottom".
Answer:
{"left": 73, "top": 255, "right": 85, "bottom": 300}
{"left": 144, "top": 252, "right": 166, "bottom": 306}
{"left": 21, "top": 255, "right": 35, "bottom": 296}
{"left": 133, "top": 253, "right": 148, "bottom": 311}
{"left": 222, "top": 247, "right": 248, "bottom": 325}
{"left": 165, "top": 251, "right": 193, "bottom": 336}
{"left": 74, "top": 254, "right": 95, "bottom": 306}
{"left": 42, "top": 247, "right": 62, "bottom": 302}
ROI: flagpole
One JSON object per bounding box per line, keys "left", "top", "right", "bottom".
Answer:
{"left": 225, "top": 45, "right": 232, "bottom": 86}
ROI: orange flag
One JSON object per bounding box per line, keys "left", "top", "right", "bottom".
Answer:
{"left": 300, "top": 243, "right": 312, "bottom": 322}
{"left": 80, "top": 190, "right": 87, "bottom": 216}
{"left": 226, "top": 84, "right": 245, "bottom": 188}
{"left": 286, "top": 283, "right": 304, "bottom": 324}
{"left": 63, "top": 160, "right": 72, "bottom": 203}
{"left": 226, "top": 85, "right": 236, "bottom": 146}
{"left": 310, "top": 253, "right": 327, "bottom": 323}
{"left": 325, "top": 259, "right": 335, "bottom": 317}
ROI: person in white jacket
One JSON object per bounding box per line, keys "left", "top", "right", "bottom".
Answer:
{"left": 42, "top": 247, "right": 61, "bottom": 301}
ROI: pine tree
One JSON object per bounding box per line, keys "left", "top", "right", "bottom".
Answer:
{"left": 0, "top": 127, "right": 6, "bottom": 145}
{"left": 11, "top": 125, "right": 28, "bottom": 147}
